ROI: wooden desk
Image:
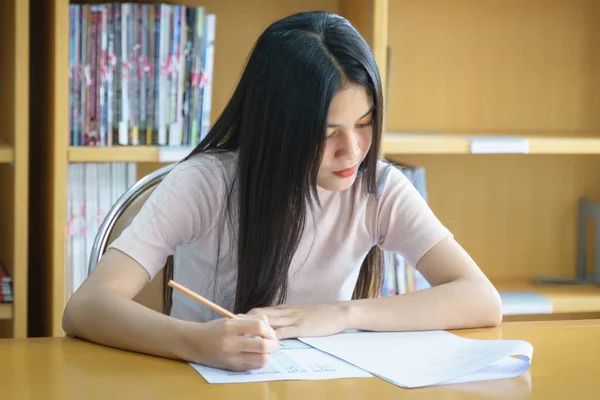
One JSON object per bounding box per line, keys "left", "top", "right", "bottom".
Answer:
{"left": 1, "top": 320, "right": 599, "bottom": 399}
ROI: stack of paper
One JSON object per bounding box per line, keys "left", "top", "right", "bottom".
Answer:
{"left": 190, "top": 331, "right": 533, "bottom": 389}
{"left": 300, "top": 330, "right": 533, "bottom": 388}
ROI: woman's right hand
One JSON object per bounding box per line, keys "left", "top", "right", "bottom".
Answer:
{"left": 182, "top": 315, "right": 280, "bottom": 372}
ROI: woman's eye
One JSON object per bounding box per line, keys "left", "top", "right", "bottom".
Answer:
{"left": 356, "top": 120, "right": 373, "bottom": 128}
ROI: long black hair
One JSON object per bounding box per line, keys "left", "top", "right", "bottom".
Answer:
{"left": 174, "top": 10, "right": 384, "bottom": 315}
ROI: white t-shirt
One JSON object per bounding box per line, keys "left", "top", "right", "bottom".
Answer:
{"left": 108, "top": 151, "right": 452, "bottom": 322}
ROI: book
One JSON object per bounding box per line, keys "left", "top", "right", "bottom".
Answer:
{"left": 66, "top": 163, "right": 137, "bottom": 298}
{"left": 0, "top": 263, "right": 13, "bottom": 303}
{"left": 68, "top": 3, "right": 216, "bottom": 147}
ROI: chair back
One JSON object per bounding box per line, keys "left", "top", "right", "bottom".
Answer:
{"left": 88, "top": 163, "right": 176, "bottom": 314}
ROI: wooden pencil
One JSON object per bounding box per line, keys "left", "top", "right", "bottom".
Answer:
{"left": 168, "top": 279, "right": 237, "bottom": 319}
{"left": 167, "top": 280, "right": 282, "bottom": 344}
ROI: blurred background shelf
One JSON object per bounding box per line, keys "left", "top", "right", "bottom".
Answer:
{"left": 383, "top": 132, "right": 600, "bottom": 155}
{"left": 67, "top": 146, "right": 194, "bottom": 163}
{"left": 496, "top": 279, "right": 600, "bottom": 316}
{"left": 69, "top": 132, "right": 600, "bottom": 163}
{"left": 0, "top": 304, "right": 12, "bottom": 320}
{"left": 0, "top": 143, "right": 14, "bottom": 163}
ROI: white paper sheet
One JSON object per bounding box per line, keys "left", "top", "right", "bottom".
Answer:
{"left": 189, "top": 339, "right": 373, "bottom": 384}
{"left": 300, "top": 330, "right": 533, "bottom": 389}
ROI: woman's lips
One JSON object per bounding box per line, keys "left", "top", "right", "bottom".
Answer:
{"left": 333, "top": 164, "right": 358, "bottom": 178}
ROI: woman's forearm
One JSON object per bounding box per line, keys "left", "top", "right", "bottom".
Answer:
{"left": 343, "top": 278, "right": 503, "bottom": 332}
{"left": 62, "top": 288, "right": 193, "bottom": 361}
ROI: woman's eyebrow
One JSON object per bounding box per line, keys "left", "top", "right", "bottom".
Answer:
{"left": 327, "top": 105, "right": 375, "bottom": 128}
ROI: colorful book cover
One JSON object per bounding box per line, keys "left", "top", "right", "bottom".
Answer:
{"left": 67, "top": 3, "right": 215, "bottom": 148}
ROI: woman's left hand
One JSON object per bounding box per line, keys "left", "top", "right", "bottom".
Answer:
{"left": 247, "top": 302, "right": 351, "bottom": 340}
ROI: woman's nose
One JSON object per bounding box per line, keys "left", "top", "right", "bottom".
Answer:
{"left": 340, "top": 133, "right": 360, "bottom": 159}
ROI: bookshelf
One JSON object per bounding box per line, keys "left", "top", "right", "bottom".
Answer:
{"left": 29, "top": 0, "right": 380, "bottom": 337}
{"left": 28, "top": 0, "right": 600, "bottom": 337}
{"left": 0, "top": 0, "right": 30, "bottom": 339}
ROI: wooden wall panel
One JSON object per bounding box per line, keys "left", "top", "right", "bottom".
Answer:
{"left": 0, "top": 0, "right": 14, "bottom": 146}
{"left": 339, "top": 0, "right": 373, "bottom": 45}
{"left": 387, "top": 0, "right": 600, "bottom": 133}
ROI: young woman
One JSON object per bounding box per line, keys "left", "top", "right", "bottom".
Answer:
{"left": 62, "top": 10, "right": 502, "bottom": 372}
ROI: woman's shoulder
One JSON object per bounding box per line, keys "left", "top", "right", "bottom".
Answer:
{"left": 175, "top": 149, "right": 238, "bottom": 173}
{"left": 166, "top": 150, "right": 238, "bottom": 188}
{"left": 353, "top": 158, "right": 407, "bottom": 199}
{"left": 374, "top": 158, "right": 401, "bottom": 197}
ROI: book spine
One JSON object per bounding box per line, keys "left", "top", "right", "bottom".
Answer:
{"left": 168, "top": 6, "right": 180, "bottom": 146}
{"left": 114, "top": 4, "right": 121, "bottom": 145}
{"left": 145, "top": 5, "right": 154, "bottom": 145}
{"left": 99, "top": 6, "right": 107, "bottom": 146}
{"left": 200, "top": 14, "right": 216, "bottom": 141}
{"left": 69, "top": 6, "right": 74, "bottom": 145}
{"left": 86, "top": 6, "right": 92, "bottom": 145}
{"left": 190, "top": 7, "right": 204, "bottom": 146}
{"left": 152, "top": 5, "right": 161, "bottom": 145}
{"left": 72, "top": 5, "right": 80, "bottom": 146}
{"left": 95, "top": 8, "right": 102, "bottom": 146}
{"left": 183, "top": 7, "right": 196, "bottom": 146}
{"left": 129, "top": 4, "right": 138, "bottom": 145}
{"left": 157, "top": 5, "right": 170, "bottom": 145}
{"left": 88, "top": 7, "right": 98, "bottom": 145}
{"left": 80, "top": 6, "right": 88, "bottom": 146}
{"left": 139, "top": 4, "right": 148, "bottom": 145}
{"left": 175, "top": 6, "right": 187, "bottom": 147}
{"left": 106, "top": 4, "right": 114, "bottom": 146}
{"left": 119, "top": 4, "right": 129, "bottom": 145}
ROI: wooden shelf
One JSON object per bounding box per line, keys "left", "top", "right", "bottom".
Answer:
{"left": 0, "top": 143, "right": 14, "bottom": 163}
{"left": 67, "top": 146, "right": 194, "bottom": 163}
{"left": 382, "top": 132, "right": 600, "bottom": 155}
{"left": 68, "top": 133, "right": 600, "bottom": 162}
{"left": 0, "top": 303, "right": 12, "bottom": 320}
{"left": 496, "top": 279, "right": 600, "bottom": 315}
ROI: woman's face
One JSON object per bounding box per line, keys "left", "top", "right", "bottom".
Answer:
{"left": 317, "top": 83, "right": 374, "bottom": 191}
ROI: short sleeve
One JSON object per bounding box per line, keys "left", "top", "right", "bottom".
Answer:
{"left": 107, "top": 155, "right": 226, "bottom": 280}
{"left": 375, "top": 164, "right": 453, "bottom": 267}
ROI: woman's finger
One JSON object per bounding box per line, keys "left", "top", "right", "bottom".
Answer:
{"left": 232, "top": 317, "right": 276, "bottom": 340}
{"left": 236, "top": 335, "right": 280, "bottom": 354}
{"left": 262, "top": 315, "right": 297, "bottom": 329}
{"left": 276, "top": 326, "right": 301, "bottom": 340}
{"left": 247, "top": 307, "right": 299, "bottom": 316}
{"left": 239, "top": 352, "right": 271, "bottom": 370}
